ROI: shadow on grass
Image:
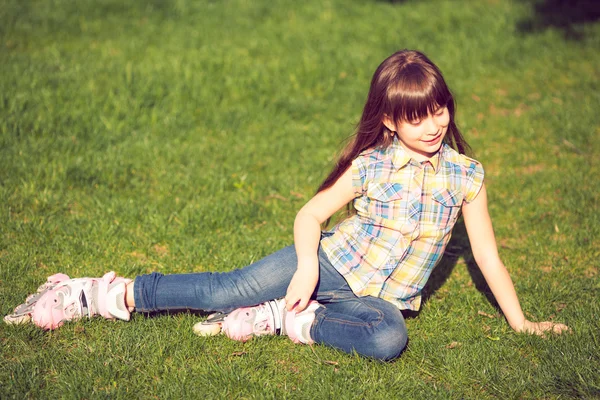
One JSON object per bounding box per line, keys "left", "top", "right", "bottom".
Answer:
{"left": 517, "top": 0, "right": 600, "bottom": 40}
{"left": 404, "top": 217, "right": 498, "bottom": 319}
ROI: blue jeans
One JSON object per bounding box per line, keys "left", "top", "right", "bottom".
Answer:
{"left": 134, "top": 242, "right": 408, "bottom": 360}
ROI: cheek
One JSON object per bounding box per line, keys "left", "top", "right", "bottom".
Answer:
{"left": 398, "top": 126, "right": 424, "bottom": 140}
{"left": 441, "top": 112, "right": 451, "bottom": 127}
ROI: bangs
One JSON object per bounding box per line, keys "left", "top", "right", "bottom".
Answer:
{"left": 387, "top": 63, "right": 452, "bottom": 123}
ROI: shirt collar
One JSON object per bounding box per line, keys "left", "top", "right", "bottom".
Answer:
{"left": 389, "top": 137, "right": 445, "bottom": 173}
{"left": 390, "top": 138, "right": 411, "bottom": 170}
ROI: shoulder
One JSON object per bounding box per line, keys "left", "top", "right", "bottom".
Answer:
{"left": 440, "top": 145, "right": 485, "bottom": 202}
{"left": 356, "top": 147, "right": 386, "bottom": 162}
{"left": 351, "top": 147, "right": 393, "bottom": 191}
{"left": 440, "top": 145, "right": 484, "bottom": 176}
{"left": 353, "top": 146, "right": 391, "bottom": 169}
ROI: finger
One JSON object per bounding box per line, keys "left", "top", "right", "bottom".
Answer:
{"left": 533, "top": 327, "right": 546, "bottom": 337}
{"left": 529, "top": 322, "right": 545, "bottom": 336}
{"left": 552, "top": 323, "right": 571, "bottom": 334}
{"left": 295, "top": 297, "right": 308, "bottom": 313}
{"left": 538, "top": 321, "right": 552, "bottom": 331}
{"left": 285, "top": 296, "right": 299, "bottom": 311}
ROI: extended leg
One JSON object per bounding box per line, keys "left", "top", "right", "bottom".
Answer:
{"left": 132, "top": 245, "right": 298, "bottom": 314}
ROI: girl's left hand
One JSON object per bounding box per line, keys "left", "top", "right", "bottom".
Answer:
{"left": 516, "top": 320, "right": 571, "bottom": 336}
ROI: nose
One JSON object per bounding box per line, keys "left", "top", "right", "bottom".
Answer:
{"left": 426, "top": 115, "right": 439, "bottom": 135}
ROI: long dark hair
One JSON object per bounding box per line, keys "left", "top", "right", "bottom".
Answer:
{"left": 317, "top": 50, "right": 471, "bottom": 195}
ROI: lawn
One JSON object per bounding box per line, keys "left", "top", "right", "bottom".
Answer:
{"left": 1, "top": 0, "right": 599, "bottom": 398}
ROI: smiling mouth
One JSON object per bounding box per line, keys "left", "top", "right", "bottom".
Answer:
{"left": 422, "top": 133, "right": 442, "bottom": 143}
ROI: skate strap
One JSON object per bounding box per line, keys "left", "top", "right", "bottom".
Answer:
{"left": 267, "top": 300, "right": 283, "bottom": 335}
{"left": 202, "top": 312, "right": 227, "bottom": 325}
{"left": 105, "top": 282, "right": 130, "bottom": 321}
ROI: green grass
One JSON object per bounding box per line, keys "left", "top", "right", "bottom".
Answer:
{"left": 1, "top": 0, "right": 599, "bottom": 398}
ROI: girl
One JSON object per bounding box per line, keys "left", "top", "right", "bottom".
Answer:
{"left": 5, "top": 50, "right": 569, "bottom": 361}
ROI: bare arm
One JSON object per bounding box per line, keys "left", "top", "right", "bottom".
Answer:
{"left": 285, "top": 167, "right": 356, "bottom": 311}
{"left": 461, "top": 184, "right": 569, "bottom": 335}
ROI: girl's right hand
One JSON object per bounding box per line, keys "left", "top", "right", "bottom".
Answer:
{"left": 285, "top": 267, "right": 319, "bottom": 312}
{"left": 288, "top": 167, "right": 354, "bottom": 312}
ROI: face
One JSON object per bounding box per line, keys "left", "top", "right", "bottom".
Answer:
{"left": 383, "top": 106, "right": 450, "bottom": 162}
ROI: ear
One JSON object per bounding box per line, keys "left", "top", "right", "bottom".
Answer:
{"left": 382, "top": 115, "right": 397, "bottom": 132}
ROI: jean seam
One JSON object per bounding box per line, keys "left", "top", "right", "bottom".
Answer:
{"left": 133, "top": 276, "right": 147, "bottom": 312}
{"left": 315, "top": 295, "right": 386, "bottom": 328}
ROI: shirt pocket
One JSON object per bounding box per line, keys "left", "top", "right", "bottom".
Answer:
{"left": 430, "top": 188, "right": 463, "bottom": 233}
{"left": 432, "top": 188, "right": 463, "bottom": 208}
{"left": 365, "top": 182, "right": 408, "bottom": 224}
{"left": 367, "top": 182, "right": 404, "bottom": 202}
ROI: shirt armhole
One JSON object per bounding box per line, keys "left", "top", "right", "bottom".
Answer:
{"left": 351, "top": 157, "right": 367, "bottom": 197}
{"left": 464, "top": 161, "right": 485, "bottom": 203}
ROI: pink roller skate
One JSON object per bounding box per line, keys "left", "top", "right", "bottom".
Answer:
{"left": 4, "top": 271, "right": 132, "bottom": 330}
{"left": 193, "top": 299, "right": 320, "bottom": 344}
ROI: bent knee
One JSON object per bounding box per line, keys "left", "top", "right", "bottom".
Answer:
{"left": 368, "top": 329, "right": 408, "bottom": 361}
